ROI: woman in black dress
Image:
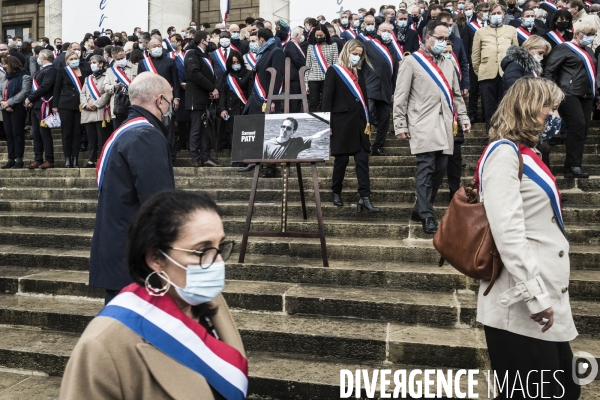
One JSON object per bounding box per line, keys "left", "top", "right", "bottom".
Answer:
{"left": 322, "top": 39, "right": 379, "bottom": 213}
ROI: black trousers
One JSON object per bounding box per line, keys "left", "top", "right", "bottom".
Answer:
{"left": 31, "top": 108, "right": 54, "bottom": 163}
{"left": 190, "top": 109, "right": 211, "bottom": 163}
{"left": 176, "top": 120, "right": 190, "bottom": 151}
{"left": 2, "top": 103, "right": 26, "bottom": 160}
{"left": 484, "top": 326, "right": 581, "bottom": 400}
{"left": 290, "top": 81, "right": 302, "bottom": 113}
{"left": 468, "top": 65, "right": 483, "bottom": 121}
{"left": 480, "top": 74, "right": 503, "bottom": 131}
{"left": 369, "top": 99, "right": 391, "bottom": 150}
{"left": 414, "top": 151, "right": 448, "bottom": 219}
{"left": 537, "top": 140, "right": 551, "bottom": 168}
{"left": 559, "top": 95, "right": 593, "bottom": 168}
{"left": 331, "top": 147, "right": 371, "bottom": 197}
{"left": 447, "top": 142, "right": 462, "bottom": 199}
{"left": 58, "top": 109, "right": 82, "bottom": 158}
{"left": 85, "top": 121, "right": 109, "bottom": 163}
{"left": 308, "top": 80, "right": 325, "bottom": 112}
{"left": 112, "top": 115, "right": 127, "bottom": 130}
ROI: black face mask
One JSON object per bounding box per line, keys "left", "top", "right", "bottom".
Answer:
{"left": 56, "top": 44, "right": 63, "bottom": 51}
{"left": 556, "top": 21, "right": 570, "bottom": 31}
{"left": 412, "top": 15, "right": 420, "bottom": 22}
{"left": 508, "top": 3, "right": 516, "bottom": 9}
{"left": 315, "top": 37, "right": 326, "bottom": 43}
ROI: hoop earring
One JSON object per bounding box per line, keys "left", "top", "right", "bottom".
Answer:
{"left": 145, "top": 271, "right": 170, "bottom": 296}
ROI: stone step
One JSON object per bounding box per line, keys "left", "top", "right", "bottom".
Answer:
{"left": 0, "top": 371, "right": 62, "bottom": 399}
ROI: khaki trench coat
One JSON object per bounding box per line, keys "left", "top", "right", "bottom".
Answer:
{"left": 103, "top": 61, "right": 138, "bottom": 118}
{"left": 80, "top": 73, "right": 111, "bottom": 124}
{"left": 472, "top": 24, "right": 519, "bottom": 81}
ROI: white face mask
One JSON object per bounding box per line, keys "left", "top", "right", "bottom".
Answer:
{"left": 115, "top": 58, "right": 127, "bottom": 68}
{"left": 482, "top": 12, "right": 489, "bottom": 21}
{"left": 151, "top": 47, "right": 163, "bottom": 57}
{"left": 465, "top": 10, "right": 473, "bottom": 17}
{"left": 349, "top": 54, "right": 361, "bottom": 66}
{"left": 90, "top": 63, "right": 99, "bottom": 72}
{"left": 533, "top": 54, "right": 543, "bottom": 62}
{"left": 74, "top": 50, "right": 81, "bottom": 57}
{"left": 365, "top": 24, "right": 375, "bottom": 32}
{"left": 353, "top": 20, "right": 361, "bottom": 27}
{"left": 220, "top": 38, "right": 231, "bottom": 47}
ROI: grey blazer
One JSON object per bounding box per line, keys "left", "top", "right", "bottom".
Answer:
{"left": 0, "top": 74, "right": 32, "bottom": 108}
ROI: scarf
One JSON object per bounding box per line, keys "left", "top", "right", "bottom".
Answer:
{"left": 5, "top": 70, "right": 26, "bottom": 99}
{"left": 256, "top": 38, "right": 276, "bottom": 61}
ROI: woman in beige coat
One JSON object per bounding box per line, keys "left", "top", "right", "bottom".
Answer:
{"left": 60, "top": 190, "right": 247, "bottom": 400}
{"left": 476, "top": 77, "right": 579, "bottom": 399}
{"left": 80, "top": 55, "right": 111, "bottom": 168}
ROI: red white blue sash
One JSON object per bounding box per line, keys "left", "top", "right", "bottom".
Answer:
{"left": 64, "top": 66, "right": 83, "bottom": 94}
{"left": 282, "top": 29, "right": 291, "bottom": 47}
{"left": 32, "top": 76, "right": 53, "bottom": 118}
{"left": 167, "top": 51, "right": 176, "bottom": 60}
{"left": 98, "top": 283, "right": 248, "bottom": 400}
{"left": 96, "top": 117, "right": 153, "bottom": 191}
{"left": 547, "top": 30, "right": 566, "bottom": 45}
{"left": 226, "top": 74, "right": 247, "bottom": 104}
{"left": 163, "top": 38, "right": 174, "bottom": 52}
{"left": 370, "top": 39, "right": 393, "bottom": 75}
{"left": 452, "top": 51, "right": 462, "bottom": 80}
{"left": 412, "top": 50, "right": 453, "bottom": 113}
{"left": 517, "top": 26, "right": 531, "bottom": 42}
{"left": 142, "top": 56, "right": 159, "bottom": 74}
{"left": 85, "top": 76, "right": 102, "bottom": 101}
{"left": 468, "top": 21, "right": 483, "bottom": 33}
{"left": 331, "top": 64, "right": 369, "bottom": 125}
{"left": 585, "top": 0, "right": 593, "bottom": 6}
{"left": 338, "top": 26, "right": 346, "bottom": 33}
{"left": 312, "top": 45, "right": 329, "bottom": 74}
{"left": 202, "top": 57, "right": 215, "bottom": 77}
{"left": 253, "top": 78, "right": 267, "bottom": 101}
{"left": 390, "top": 40, "right": 404, "bottom": 61}
{"left": 545, "top": 0, "right": 558, "bottom": 11}
{"left": 358, "top": 33, "right": 372, "bottom": 42}
{"left": 111, "top": 66, "right": 131, "bottom": 87}
{"left": 344, "top": 29, "right": 357, "bottom": 40}
{"left": 244, "top": 52, "right": 257, "bottom": 69}
{"left": 410, "top": 23, "right": 422, "bottom": 42}
{"left": 292, "top": 41, "right": 305, "bottom": 58}
{"left": 215, "top": 48, "right": 228, "bottom": 72}
{"left": 230, "top": 43, "right": 240, "bottom": 53}
{"left": 564, "top": 42, "right": 596, "bottom": 95}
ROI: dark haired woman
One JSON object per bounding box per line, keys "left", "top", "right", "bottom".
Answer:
{"left": 219, "top": 51, "right": 253, "bottom": 167}
{"left": 304, "top": 24, "right": 338, "bottom": 112}
{"left": 322, "top": 39, "right": 379, "bottom": 212}
{"left": 60, "top": 190, "right": 248, "bottom": 400}
{"left": 542, "top": 9, "right": 573, "bottom": 49}
{"left": 80, "top": 55, "right": 111, "bottom": 168}
{"left": 0, "top": 56, "right": 31, "bottom": 169}
{"left": 19, "top": 41, "right": 33, "bottom": 75}
{"left": 169, "top": 33, "right": 190, "bottom": 153}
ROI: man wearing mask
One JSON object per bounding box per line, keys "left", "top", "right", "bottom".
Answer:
{"left": 24, "top": 49, "right": 56, "bottom": 170}
{"left": 104, "top": 46, "right": 138, "bottom": 129}
{"left": 185, "top": 31, "right": 221, "bottom": 168}
{"left": 244, "top": 32, "right": 259, "bottom": 70}
{"left": 466, "top": 2, "right": 490, "bottom": 122}
{"left": 510, "top": 8, "right": 546, "bottom": 44}
{"left": 210, "top": 31, "right": 234, "bottom": 84}
{"left": 285, "top": 26, "right": 306, "bottom": 113}
{"left": 133, "top": 27, "right": 143, "bottom": 37}
{"left": 7, "top": 42, "right": 25, "bottom": 65}
{"left": 40, "top": 37, "right": 54, "bottom": 51}
{"left": 359, "top": 15, "right": 378, "bottom": 41}
{"left": 439, "top": 12, "right": 470, "bottom": 95}
{"left": 138, "top": 38, "right": 180, "bottom": 161}
{"left": 363, "top": 22, "right": 400, "bottom": 156}
{"left": 393, "top": 20, "right": 470, "bottom": 234}
{"left": 397, "top": 10, "right": 420, "bottom": 53}
{"left": 472, "top": 4, "right": 518, "bottom": 130}
{"left": 419, "top": 4, "right": 443, "bottom": 38}
{"left": 506, "top": 0, "right": 523, "bottom": 24}
{"left": 90, "top": 72, "right": 175, "bottom": 305}
{"left": 229, "top": 24, "right": 249, "bottom": 55}
{"left": 138, "top": 34, "right": 151, "bottom": 56}
{"left": 410, "top": 7, "right": 425, "bottom": 41}
{"left": 338, "top": 12, "right": 351, "bottom": 35}
{"left": 342, "top": 13, "right": 362, "bottom": 41}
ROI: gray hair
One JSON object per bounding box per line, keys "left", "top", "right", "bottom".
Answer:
{"left": 39, "top": 49, "right": 54, "bottom": 62}
{"left": 129, "top": 72, "right": 171, "bottom": 105}
{"left": 292, "top": 26, "right": 304, "bottom": 39}
{"left": 7, "top": 42, "right": 17, "bottom": 50}
{"left": 490, "top": 3, "right": 507, "bottom": 14}
{"left": 535, "top": 8, "right": 548, "bottom": 17}
{"left": 90, "top": 55, "right": 107, "bottom": 65}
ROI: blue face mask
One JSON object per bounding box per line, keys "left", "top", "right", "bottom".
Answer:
{"left": 232, "top": 64, "right": 241, "bottom": 71}
{"left": 350, "top": 54, "right": 361, "bottom": 66}
{"left": 231, "top": 32, "right": 240, "bottom": 40}
{"left": 397, "top": 20, "right": 408, "bottom": 28}
{"left": 523, "top": 17, "right": 535, "bottom": 28}
{"left": 431, "top": 39, "right": 447, "bottom": 55}
{"left": 444, "top": 53, "right": 453, "bottom": 60}
{"left": 69, "top": 60, "right": 80, "bottom": 69}
{"left": 249, "top": 42, "right": 260, "bottom": 53}
{"left": 490, "top": 15, "right": 503, "bottom": 26}
{"left": 37, "top": 57, "right": 42, "bottom": 66}
{"left": 581, "top": 35, "right": 595, "bottom": 46}
{"left": 159, "top": 250, "right": 226, "bottom": 306}
{"left": 541, "top": 114, "right": 562, "bottom": 142}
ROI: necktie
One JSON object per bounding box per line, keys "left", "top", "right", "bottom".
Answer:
{"left": 224, "top": 48, "right": 228, "bottom": 59}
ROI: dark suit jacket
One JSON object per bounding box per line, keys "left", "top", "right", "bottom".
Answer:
{"left": 231, "top": 39, "right": 249, "bottom": 55}
{"left": 284, "top": 41, "right": 306, "bottom": 83}
{"left": 9, "top": 49, "right": 26, "bottom": 65}
{"left": 218, "top": 68, "right": 254, "bottom": 131}
{"left": 244, "top": 44, "right": 285, "bottom": 115}
{"left": 396, "top": 28, "right": 420, "bottom": 54}
{"left": 322, "top": 67, "right": 370, "bottom": 156}
{"left": 52, "top": 64, "right": 92, "bottom": 110}
{"left": 331, "top": 35, "right": 345, "bottom": 53}
{"left": 89, "top": 106, "right": 174, "bottom": 291}
{"left": 450, "top": 34, "right": 470, "bottom": 90}
{"left": 27, "top": 65, "right": 57, "bottom": 110}
{"left": 184, "top": 47, "right": 216, "bottom": 110}
{"left": 137, "top": 55, "right": 180, "bottom": 99}
{"left": 363, "top": 39, "right": 399, "bottom": 103}
{"left": 53, "top": 52, "right": 66, "bottom": 68}
{"left": 209, "top": 46, "right": 234, "bottom": 85}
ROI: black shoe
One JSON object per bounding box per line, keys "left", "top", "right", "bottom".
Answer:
{"left": 231, "top": 162, "right": 245, "bottom": 167}
{"left": 411, "top": 211, "right": 420, "bottom": 222}
{"left": 83, "top": 161, "right": 96, "bottom": 168}
{"left": 357, "top": 196, "right": 381, "bottom": 212}
{"left": 12, "top": 161, "right": 24, "bottom": 169}
{"left": 202, "top": 159, "right": 222, "bottom": 167}
{"left": 238, "top": 163, "right": 256, "bottom": 172}
{"left": 372, "top": 148, "right": 386, "bottom": 156}
{"left": 422, "top": 217, "right": 438, "bottom": 234}
{"left": 71, "top": 157, "right": 79, "bottom": 168}
{"left": 333, "top": 193, "right": 343, "bottom": 207}
{"left": 564, "top": 167, "right": 589, "bottom": 179}
{"left": 64, "top": 158, "right": 71, "bottom": 168}
{"left": 1, "top": 160, "right": 15, "bottom": 169}
{"left": 80, "top": 146, "right": 88, "bottom": 152}
{"left": 262, "top": 169, "right": 277, "bottom": 178}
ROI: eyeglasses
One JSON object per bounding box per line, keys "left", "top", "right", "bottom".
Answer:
{"left": 165, "top": 241, "right": 235, "bottom": 269}
{"left": 431, "top": 35, "right": 449, "bottom": 41}
{"left": 581, "top": 32, "right": 597, "bottom": 37}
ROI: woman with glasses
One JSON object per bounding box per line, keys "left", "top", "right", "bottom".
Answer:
{"left": 60, "top": 190, "right": 247, "bottom": 400}
{"left": 544, "top": 19, "right": 598, "bottom": 178}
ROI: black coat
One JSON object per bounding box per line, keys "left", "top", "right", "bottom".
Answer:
{"left": 209, "top": 46, "right": 236, "bottom": 85}
{"left": 322, "top": 67, "right": 371, "bottom": 156}
{"left": 284, "top": 41, "right": 306, "bottom": 83}
{"left": 331, "top": 35, "right": 345, "bottom": 53}
{"left": 501, "top": 46, "right": 541, "bottom": 94}
{"left": 184, "top": 47, "right": 217, "bottom": 110}
{"left": 137, "top": 55, "right": 180, "bottom": 99}
{"left": 53, "top": 52, "right": 66, "bottom": 69}
{"left": 218, "top": 69, "right": 254, "bottom": 132}
{"left": 231, "top": 39, "right": 249, "bottom": 55}
{"left": 543, "top": 43, "right": 599, "bottom": 99}
{"left": 396, "top": 28, "right": 420, "bottom": 55}
{"left": 363, "top": 38, "right": 399, "bottom": 103}
{"left": 244, "top": 43, "right": 285, "bottom": 115}
{"left": 543, "top": 30, "right": 573, "bottom": 49}
{"left": 27, "top": 65, "right": 57, "bottom": 110}
{"left": 450, "top": 34, "right": 470, "bottom": 90}
{"left": 89, "top": 106, "right": 175, "bottom": 291}
{"left": 52, "top": 64, "right": 92, "bottom": 110}
{"left": 9, "top": 49, "right": 25, "bottom": 65}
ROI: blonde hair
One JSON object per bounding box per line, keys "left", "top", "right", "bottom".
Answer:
{"left": 523, "top": 35, "right": 551, "bottom": 55}
{"left": 574, "top": 19, "right": 598, "bottom": 34}
{"left": 338, "top": 39, "right": 372, "bottom": 69}
{"left": 64, "top": 50, "right": 78, "bottom": 63}
{"left": 489, "top": 77, "right": 564, "bottom": 147}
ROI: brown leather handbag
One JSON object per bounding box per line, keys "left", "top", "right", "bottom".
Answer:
{"left": 433, "top": 152, "right": 523, "bottom": 296}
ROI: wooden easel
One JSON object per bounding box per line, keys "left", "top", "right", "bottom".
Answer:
{"left": 238, "top": 58, "right": 329, "bottom": 267}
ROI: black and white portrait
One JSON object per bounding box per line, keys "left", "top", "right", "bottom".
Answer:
{"left": 263, "top": 113, "right": 330, "bottom": 161}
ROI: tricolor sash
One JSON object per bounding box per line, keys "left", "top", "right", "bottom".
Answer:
{"left": 253, "top": 78, "right": 267, "bottom": 101}
{"left": 344, "top": 29, "right": 358, "bottom": 40}
{"left": 547, "top": 30, "right": 566, "bottom": 45}
{"left": 412, "top": 50, "right": 454, "bottom": 113}
{"left": 517, "top": 26, "right": 531, "bottom": 42}
{"left": 312, "top": 45, "right": 329, "bottom": 74}
{"left": 390, "top": 40, "right": 404, "bottom": 62}
{"left": 64, "top": 66, "right": 83, "bottom": 94}
{"left": 226, "top": 74, "right": 248, "bottom": 104}
{"left": 31, "top": 77, "right": 53, "bottom": 119}
{"left": 371, "top": 39, "right": 394, "bottom": 75}
{"left": 175, "top": 51, "right": 186, "bottom": 68}
{"left": 163, "top": 38, "right": 174, "bottom": 52}
{"left": 564, "top": 42, "right": 596, "bottom": 95}
{"left": 452, "top": 51, "right": 462, "bottom": 80}
{"left": 244, "top": 52, "right": 257, "bottom": 69}
{"left": 544, "top": 0, "right": 558, "bottom": 11}
{"left": 468, "top": 21, "right": 483, "bottom": 33}
{"left": 53, "top": 49, "right": 59, "bottom": 58}
{"left": 338, "top": 26, "right": 346, "bottom": 33}
{"left": 142, "top": 56, "right": 159, "bottom": 75}
{"left": 215, "top": 48, "right": 228, "bottom": 72}
{"left": 331, "top": 64, "right": 370, "bottom": 127}
{"left": 98, "top": 283, "right": 248, "bottom": 400}
{"left": 96, "top": 117, "right": 153, "bottom": 191}
{"left": 282, "top": 29, "right": 291, "bottom": 47}
{"left": 358, "top": 33, "right": 372, "bottom": 42}
{"left": 585, "top": 0, "right": 593, "bottom": 6}
{"left": 111, "top": 66, "right": 132, "bottom": 87}
{"left": 410, "top": 23, "right": 422, "bottom": 42}
{"left": 292, "top": 41, "right": 305, "bottom": 58}
{"left": 202, "top": 57, "right": 215, "bottom": 77}
{"left": 167, "top": 51, "right": 176, "bottom": 60}
{"left": 230, "top": 43, "right": 240, "bottom": 53}
{"left": 85, "top": 76, "right": 102, "bottom": 101}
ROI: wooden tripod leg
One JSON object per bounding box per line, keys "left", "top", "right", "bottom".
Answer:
{"left": 311, "top": 162, "right": 329, "bottom": 267}
{"left": 296, "top": 163, "right": 307, "bottom": 220}
{"left": 239, "top": 162, "right": 261, "bottom": 263}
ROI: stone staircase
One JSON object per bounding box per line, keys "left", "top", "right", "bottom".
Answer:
{"left": 0, "top": 124, "right": 598, "bottom": 399}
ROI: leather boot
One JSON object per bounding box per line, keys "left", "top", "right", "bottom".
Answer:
{"left": 357, "top": 197, "right": 381, "bottom": 213}
{"left": 72, "top": 157, "right": 79, "bottom": 168}
{"left": 333, "top": 193, "right": 343, "bottom": 207}
{"left": 64, "top": 158, "right": 71, "bottom": 168}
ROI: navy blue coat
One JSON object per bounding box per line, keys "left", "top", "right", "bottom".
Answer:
{"left": 363, "top": 38, "right": 399, "bottom": 103}
{"left": 89, "top": 106, "right": 175, "bottom": 291}
{"left": 137, "top": 54, "right": 180, "bottom": 99}
{"left": 450, "top": 33, "right": 471, "bottom": 91}
{"left": 396, "top": 28, "right": 420, "bottom": 54}
{"left": 243, "top": 43, "right": 285, "bottom": 115}
{"left": 284, "top": 41, "right": 306, "bottom": 83}
{"left": 27, "top": 65, "right": 57, "bottom": 110}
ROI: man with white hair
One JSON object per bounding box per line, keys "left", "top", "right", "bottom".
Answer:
{"left": 90, "top": 72, "right": 175, "bottom": 305}
{"left": 284, "top": 26, "right": 307, "bottom": 112}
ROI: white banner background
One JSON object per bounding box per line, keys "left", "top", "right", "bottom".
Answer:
{"left": 62, "top": 0, "right": 148, "bottom": 42}
{"left": 289, "top": 0, "right": 386, "bottom": 28}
